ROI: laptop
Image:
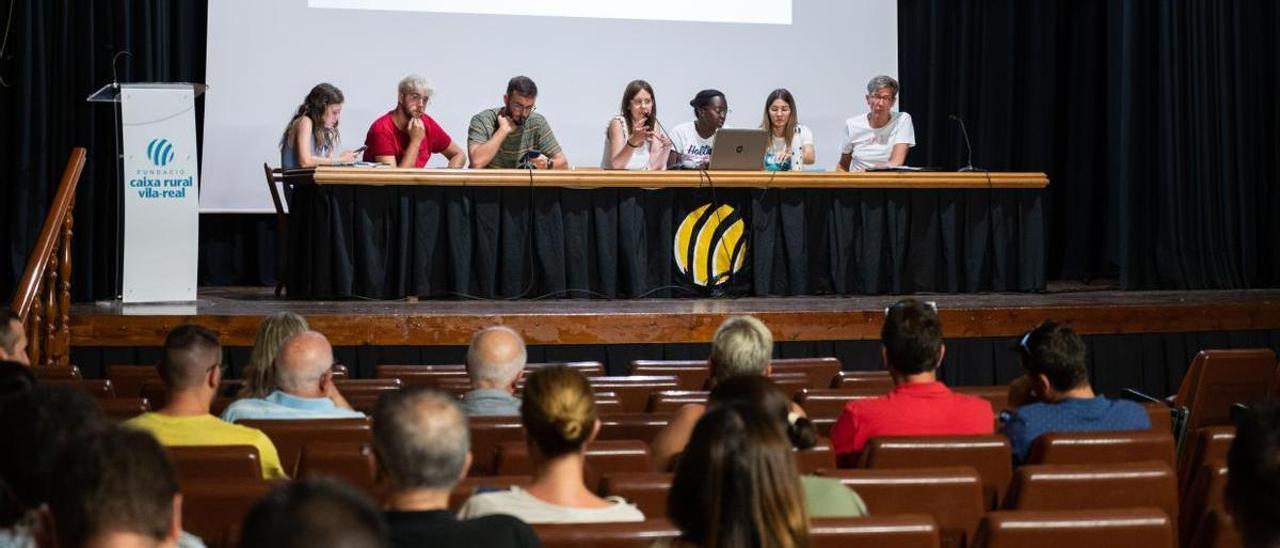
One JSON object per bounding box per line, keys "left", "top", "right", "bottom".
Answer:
{"left": 708, "top": 128, "right": 768, "bottom": 171}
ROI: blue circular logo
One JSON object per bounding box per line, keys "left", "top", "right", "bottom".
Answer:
{"left": 147, "top": 138, "right": 176, "bottom": 167}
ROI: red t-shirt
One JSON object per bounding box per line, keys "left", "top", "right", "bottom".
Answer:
{"left": 829, "top": 381, "right": 995, "bottom": 460}
{"left": 363, "top": 111, "right": 452, "bottom": 168}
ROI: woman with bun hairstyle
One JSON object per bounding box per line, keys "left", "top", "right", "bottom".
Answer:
{"left": 458, "top": 366, "right": 645, "bottom": 523}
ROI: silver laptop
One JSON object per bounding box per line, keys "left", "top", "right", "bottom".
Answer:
{"left": 708, "top": 128, "right": 768, "bottom": 171}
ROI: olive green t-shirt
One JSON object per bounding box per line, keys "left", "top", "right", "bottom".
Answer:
{"left": 802, "top": 475, "right": 868, "bottom": 518}
{"left": 467, "top": 108, "right": 563, "bottom": 168}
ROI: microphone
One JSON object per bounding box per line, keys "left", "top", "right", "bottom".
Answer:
{"left": 949, "top": 114, "right": 978, "bottom": 172}
{"left": 111, "top": 50, "right": 133, "bottom": 89}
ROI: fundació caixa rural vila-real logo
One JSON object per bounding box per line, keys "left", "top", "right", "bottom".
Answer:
{"left": 131, "top": 138, "right": 193, "bottom": 199}
{"left": 147, "top": 138, "right": 176, "bottom": 167}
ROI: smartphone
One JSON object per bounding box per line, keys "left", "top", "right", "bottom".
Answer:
{"left": 353, "top": 145, "right": 368, "bottom": 154}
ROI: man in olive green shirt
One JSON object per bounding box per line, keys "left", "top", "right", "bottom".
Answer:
{"left": 467, "top": 75, "right": 567, "bottom": 169}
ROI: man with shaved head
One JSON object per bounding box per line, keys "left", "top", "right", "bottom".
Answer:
{"left": 375, "top": 386, "right": 537, "bottom": 547}
{"left": 459, "top": 326, "right": 527, "bottom": 417}
{"left": 222, "top": 330, "right": 364, "bottom": 422}
{"left": 125, "top": 325, "right": 286, "bottom": 479}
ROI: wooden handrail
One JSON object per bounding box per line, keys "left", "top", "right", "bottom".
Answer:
{"left": 10, "top": 147, "right": 87, "bottom": 367}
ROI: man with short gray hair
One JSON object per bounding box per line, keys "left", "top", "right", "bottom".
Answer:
{"left": 459, "top": 326, "right": 526, "bottom": 417}
{"left": 374, "top": 387, "right": 538, "bottom": 547}
{"left": 364, "top": 74, "right": 465, "bottom": 168}
{"left": 221, "top": 330, "right": 364, "bottom": 422}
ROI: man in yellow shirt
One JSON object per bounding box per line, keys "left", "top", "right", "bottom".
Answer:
{"left": 125, "top": 325, "right": 287, "bottom": 479}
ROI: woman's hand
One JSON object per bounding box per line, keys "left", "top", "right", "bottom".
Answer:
{"left": 337, "top": 149, "right": 357, "bottom": 163}
{"left": 627, "top": 117, "right": 653, "bottom": 147}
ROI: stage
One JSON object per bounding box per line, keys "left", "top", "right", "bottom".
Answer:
{"left": 68, "top": 284, "right": 1280, "bottom": 397}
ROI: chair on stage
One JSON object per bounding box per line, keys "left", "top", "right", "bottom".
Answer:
{"left": 263, "top": 163, "right": 288, "bottom": 297}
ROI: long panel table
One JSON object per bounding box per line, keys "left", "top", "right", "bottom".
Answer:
{"left": 285, "top": 168, "right": 1048, "bottom": 300}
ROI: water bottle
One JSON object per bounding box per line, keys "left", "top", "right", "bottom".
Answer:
{"left": 791, "top": 140, "right": 804, "bottom": 172}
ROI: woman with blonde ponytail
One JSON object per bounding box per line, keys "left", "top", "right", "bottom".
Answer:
{"left": 458, "top": 366, "right": 644, "bottom": 523}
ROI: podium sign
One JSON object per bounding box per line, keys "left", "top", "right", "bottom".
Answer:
{"left": 119, "top": 85, "right": 200, "bottom": 302}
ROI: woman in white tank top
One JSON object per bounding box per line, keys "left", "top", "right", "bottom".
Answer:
{"left": 601, "top": 79, "right": 672, "bottom": 170}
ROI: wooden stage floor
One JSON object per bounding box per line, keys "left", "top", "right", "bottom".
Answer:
{"left": 70, "top": 284, "right": 1280, "bottom": 348}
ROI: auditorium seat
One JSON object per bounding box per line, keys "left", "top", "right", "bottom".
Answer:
{"left": 769, "top": 357, "right": 843, "bottom": 389}
{"left": 1004, "top": 462, "right": 1179, "bottom": 525}
{"left": 107, "top": 364, "right": 161, "bottom": 398}
{"left": 794, "top": 388, "right": 884, "bottom": 436}
{"left": 1178, "top": 426, "right": 1235, "bottom": 495}
{"left": 525, "top": 361, "right": 607, "bottom": 376}
{"left": 831, "top": 370, "right": 894, "bottom": 391}
{"left": 296, "top": 441, "right": 379, "bottom": 498}
{"left": 332, "top": 378, "right": 402, "bottom": 393}
{"left": 30, "top": 365, "right": 81, "bottom": 380}
{"left": 449, "top": 475, "right": 531, "bottom": 512}
{"left": 210, "top": 396, "right": 233, "bottom": 417}
{"left": 588, "top": 376, "right": 680, "bottom": 413}
{"left": 533, "top": 519, "right": 679, "bottom": 547}
{"left": 494, "top": 440, "right": 654, "bottom": 488}
{"left": 43, "top": 378, "right": 116, "bottom": 399}
{"left": 769, "top": 371, "right": 813, "bottom": 394}
{"left": 236, "top": 418, "right": 371, "bottom": 476}
{"left": 1146, "top": 402, "right": 1175, "bottom": 435}
{"left": 646, "top": 390, "right": 708, "bottom": 413}
{"left": 858, "top": 435, "right": 1013, "bottom": 509}
{"left": 181, "top": 480, "right": 275, "bottom": 547}
{"left": 594, "top": 394, "right": 625, "bottom": 415}
{"left": 167, "top": 445, "right": 264, "bottom": 485}
{"left": 344, "top": 393, "right": 381, "bottom": 415}
{"left": 817, "top": 467, "right": 984, "bottom": 548}
{"left": 375, "top": 364, "right": 468, "bottom": 387}
{"left": 795, "top": 437, "right": 836, "bottom": 474}
{"left": 952, "top": 386, "right": 1010, "bottom": 414}
{"left": 1187, "top": 509, "right": 1242, "bottom": 548}
{"left": 98, "top": 396, "right": 151, "bottom": 421}
{"left": 597, "top": 413, "right": 672, "bottom": 444}
{"left": 141, "top": 380, "right": 244, "bottom": 408}
{"left": 468, "top": 415, "right": 526, "bottom": 475}
{"left": 1025, "top": 430, "right": 1176, "bottom": 470}
{"left": 1180, "top": 459, "right": 1229, "bottom": 547}
{"left": 1173, "top": 349, "right": 1277, "bottom": 434}
{"left": 973, "top": 508, "right": 1175, "bottom": 548}
{"left": 628, "top": 360, "right": 707, "bottom": 390}
{"left": 599, "top": 472, "right": 672, "bottom": 518}
{"left": 810, "top": 515, "right": 942, "bottom": 548}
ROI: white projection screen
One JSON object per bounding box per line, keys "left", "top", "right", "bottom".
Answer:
{"left": 201, "top": 0, "right": 898, "bottom": 212}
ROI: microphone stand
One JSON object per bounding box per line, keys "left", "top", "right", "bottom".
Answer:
{"left": 949, "top": 114, "right": 979, "bottom": 172}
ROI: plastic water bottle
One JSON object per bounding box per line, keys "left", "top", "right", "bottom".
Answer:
{"left": 791, "top": 142, "right": 804, "bottom": 172}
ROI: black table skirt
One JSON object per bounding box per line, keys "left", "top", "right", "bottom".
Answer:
{"left": 287, "top": 185, "right": 1045, "bottom": 300}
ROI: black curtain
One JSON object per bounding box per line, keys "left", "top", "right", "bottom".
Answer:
{"left": 899, "top": 0, "right": 1280, "bottom": 289}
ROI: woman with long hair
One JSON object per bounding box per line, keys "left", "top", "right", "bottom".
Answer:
{"left": 279, "top": 83, "right": 359, "bottom": 168}
{"left": 602, "top": 79, "right": 671, "bottom": 170}
{"left": 237, "top": 312, "right": 310, "bottom": 399}
{"left": 759, "top": 89, "right": 815, "bottom": 171}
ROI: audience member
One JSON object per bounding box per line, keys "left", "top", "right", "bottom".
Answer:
{"left": 124, "top": 325, "right": 286, "bottom": 479}
{"left": 240, "top": 478, "right": 389, "bottom": 548}
{"left": 221, "top": 330, "right": 363, "bottom": 422}
{"left": 1002, "top": 320, "right": 1150, "bottom": 462}
{"left": 760, "top": 88, "right": 814, "bottom": 171}
{"left": 650, "top": 315, "right": 783, "bottom": 471}
{"left": 0, "top": 310, "right": 29, "bottom": 366}
{"left": 830, "top": 299, "right": 993, "bottom": 465}
{"left": 374, "top": 386, "right": 538, "bottom": 547}
{"left": 1225, "top": 402, "right": 1280, "bottom": 548}
{"left": 836, "top": 74, "right": 915, "bottom": 171}
{"left": 239, "top": 311, "right": 311, "bottom": 399}
{"left": 707, "top": 375, "right": 866, "bottom": 518}
{"left": 665, "top": 404, "right": 808, "bottom": 548}
{"left": 602, "top": 79, "right": 671, "bottom": 170}
{"left": 47, "top": 426, "right": 183, "bottom": 548}
{"left": 279, "top": 83, "right": 359, "bottom": 169}
{"left": 667, "top": 89, "right": 727, "bottom": 170}
{"left": 458, "top": 366, "right": 644, "bottom": 523}
{"left": 0, "top": 360, "right": 35, "bottom": 399}
{"left": 460, "top": 326, "right": 527, "bottom": 417}
{"left": 468, "top": 76, "right": 566, "bottom": 169}
{"left": 364, "top": 74, "right": 465, "bottom": 168}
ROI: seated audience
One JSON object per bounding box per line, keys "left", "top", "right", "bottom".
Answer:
{"left": 650, "top": 315, "right": 785, "bottom": 471}
{"left": 1225, "top": 403, "right": 1280, "bottom": 548}
{"left": 238, "top": 311, "right": 311, "bottom": 399}
{"left": 279, "top": 83, "right": 359, "bottom": 169}
{"left": 468, "top": 75, "right": 567, "bottom": 169}
{"left": 602, "top": 79, "right": 671, "bottom": 170}
{"left": 47, "top": 426, "right": 184, "bottom": 548}
{"left": 458, "top": 365, "right": 644, "bottom": 523}
{"left": 364, "top": 74, "right": 466, "bottom": 168}
{"left": 0, "top": 359, "right": 35, "bottom": 398}
{"left": 374, "top": 386, "right": 538, "bottom": 547}
{"left": 124, "top": 325, "right": 286, "bottom": 479}
{"left": 668, "top": 89, "right": 727, "bottom": 170}
{"left": 836, "top": 75, "right": 915, "bottom": 171}
{"left": 1002, "top": 320, "right": 1150, "bottom": 462}
{"left": 708, "top": 375, "right": 867, "bottom": 517}
{"left": 665, "top": 404, "right": 808, "bottom": 548}
{"left": 240, "top": 478, "right": 388, "bottom": 548}
{"left": 460, "top": 326, "right": 527, "bottom": 417}
{"left": 760, "top": 88, "right": 815, "bottom": 171}
{"left": 830, "top": 299, "right": 993, "bottom": 464}
{"left": 221, "top": 330, "right": 363, "bottom": 422}
{"left": 0, "top": 310, "right": 29, "bottom": 366}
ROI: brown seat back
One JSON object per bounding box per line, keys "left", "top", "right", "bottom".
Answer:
{"left": 599, "top": 472, "right": 672, "bottom": 518}
{"left": 588, "top": 376, "right": 680, "bottom": 413}
{"left": 296, "top": 441, "right": 379, "bottom": 498}
{"left": 31, "top": 365, "right": 81, "bottom": 380}
{"left": 974, "top": 508, "right": 1174, "bottom": 548}
{"left": 1176, "top": 349, "right": 1277, "bottom": 433}
{"left": 449, "top": 475, "right": 531, "bottom": 512}
{"left": 375, "top": 364, "right": 468, "bottom": 387}
{"left": 1187, "top": 509, "right": 1242, "bottom": 548}
{"left": 818, "top": 467, "right": 983, "bottom": 548}
{"left": 795, "top": 438, "right": 836, "bottom": 474}
{"left": 533, "top": 519, "right": 679, "bottom": 548}
{"left": 795, "top": 388, "right": 884, "bottom": 436}
{"left": 770, "top": 357, "right": 842, "bottom": 390}
{"left": 811, "top": 515, "right": 942, "bottom": 548}
{"left": 1145, "top": 402, "right": 1175, "bottom": 435}
{"left": 42, "top": 378, "right": 116, "bottom": 399}
{"left": 332, "top": 378, "right": 403, "bottom": 395}
{"left": 1178, "top": 426, "right": 1235, "bottom": 494}
{"left": 468, "top": 415, "right": 526, "bottom": 476}
{"left": 831, "top": 370, "right": 894, "bottom": 391}
{"left": 236, "top": 418, "right": 371, "bottom": 477}
{"left": 861, "top": 435, "right": 1013, "bottom": 510}
{"left": 1026, "top": 429, "right": 1176, "bottom": 470}
{"left": 646, "top": 390, "right": 708, "bottom": 413}
{"left": 98, "top": 396, "right": 151, "bottom": 421}
{"left": 629, "top": 360, "right": 707, "bottom": 391}
{"left": 1005, "top": 462, "right": 1179, "bottom": 525}
{"left": 1179, "top": 459, "right": 1230, "bottom": 547}
{"left": 768, "top": 371, "right": 812, "bottom": 394}
{"left": 181, "top": 480, "right": 275, "bottom": 545}
{"left": 525, "top": 361, "right": 607, "bottom": 377}
{"left": 495, "top": 440, "right": 654, "bottom": 489}
{"left": 168, "top": 445, "right": 264, "bottom": 485}
{"left": 597, "top": 413, "right": 672, "bottom": 444}
{"left": 952, "top": 386, "right": 1010, "bottom": 414}
{"left": 107, "top": 364, "right": 161, "bottom": 398}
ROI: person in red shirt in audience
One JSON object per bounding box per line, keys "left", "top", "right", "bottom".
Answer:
{"left": 364, "top": 74, "right": 466, "bottom": 168}
{"left": 829, "top": 299, "right": 994, "bottom": 465}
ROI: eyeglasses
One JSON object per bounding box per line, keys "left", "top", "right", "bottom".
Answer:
{"left": 508, "top": 102, "right": 536, "bottom": 115}
{"left": 867, "top": 94, "right": 896, "bottom": 103}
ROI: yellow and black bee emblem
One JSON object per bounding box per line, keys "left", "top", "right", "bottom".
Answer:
{"left": 674, "top": 203, "right": 747, "bottom": 287}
